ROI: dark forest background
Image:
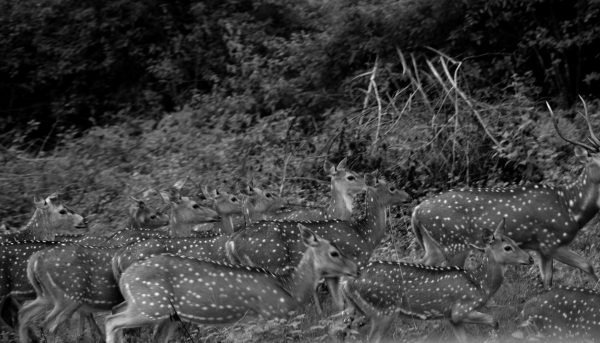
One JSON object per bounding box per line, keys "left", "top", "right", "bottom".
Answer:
{"left": 2, "top": 0, "right": 599, "bottom": 227}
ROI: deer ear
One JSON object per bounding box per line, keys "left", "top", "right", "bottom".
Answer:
{"left": 159, "top": 191, "right": 171, "bottom": 204}
{"left": 336, "top": 157, "right": 347, "bottom": 171}
{"left": 324, "top": 160, "right": 336, "bottom": 175}
{"left": 493, "top": 218, "right": 506, "bottom": 240}
{"left": 298, "top": 224, "right": 319, "bottom": 247}
{"left": 34, "top": 196, "right": 46, "bottom": 208}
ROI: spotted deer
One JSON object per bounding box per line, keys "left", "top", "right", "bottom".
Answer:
{"left": 0, "top": 240, "right": 71, "bottom": 331}
{"left": 226, "top": 172, "right": 410, "bottom": 311}
{"left": 195, "top": 187, "right": 244, "bottom": 234}
{"left": 343, "top": 219, "right": 533, "bottom": 343}
{"left": 17, "top": 238, "right": 148, "bottom": 343}
{"left": 16, "top": 186, "right": 226, "bottom": 342}
{"left": 73, "top": 197, "right": 170, "bottom": 246}
{"left": 2, "top": 194, "right": 87, "bottom": 241}
{"left": 104, "top": 224, "right": 358, "bottom": 343}
{"left": 261, "top": 158, "right": 367, "bottom": 221}
{"left": 160, "top": 181, "right": 221, "bottom": 237}
{"left": 241, "top": 186, "right": 287, "bottom": 224}
{"left": 112, "top": 191, "right": 245, "bottom": 279}
{"left": 412, "top": 101, "right": 600, "bottom": 287}
{"left": 126, "top": 196, "right": 170, "bottom": 230}
{"left": 515, "top": 286, "right": 600, "bottom": 341}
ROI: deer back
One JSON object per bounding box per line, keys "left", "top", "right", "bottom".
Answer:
{"left": 112, "top": 234, "right": 230, "bottom": 280}
{"left": 29, "top": 242, "right": 137, "bottom": 311}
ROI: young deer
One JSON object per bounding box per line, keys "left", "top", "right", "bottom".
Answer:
{"left": 226, "top": 172, "right": 410, "bottom": 311}
{"left": 160, "top": 181, "right": 221, "bottom": 237}
{"left": 412, "top": 101, "right": 600, "bottom": 287}
{"left": 241, "top": 186, "right": 287, "bottom": 224}
{"left": 3, "top": 194, "right": 87, "bottom": 241}
{"left": 261, "top": 158, "right": 367, "bottom": 221}
{"left": 516, "top": 286, "right": 600, "bottom": 341}
{"left": 343, "top": 219, "right": 533, "bottom": 343}
{"left": 104, "top": 224, "right": 358, "bottom": 343}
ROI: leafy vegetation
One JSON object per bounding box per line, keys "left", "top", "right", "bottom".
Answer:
{"left": 1, "top": 0, "right": 600, "bottom": 342}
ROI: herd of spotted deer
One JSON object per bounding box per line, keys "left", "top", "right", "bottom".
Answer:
{"left": 2, "top": 106, "right": 600, "bottom": 343}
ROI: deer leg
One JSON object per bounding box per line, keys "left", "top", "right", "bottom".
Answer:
{"left": 367, "top": 315, "right": 394, "bottom": 343}
{"left": 312, "top": 286, "right": 323, "bottom": 315}
{"left": 46, "top": 302, "right": 80, "bottom": 334}
{"left": 81, "top": 313, "right": 103, "bottom": 343}
{"left": 105, "top": 310, "right": 155, "bottom": 343}
{"left": 449, "top": 322, "right": 468, "bottom": 343}
{"left": 460, "top": 310, "right": 498, "bottom": 329}
{"left": 152, "top": 320, "right": 176, "bottom": 343}
{"left": 552, "top": 246, "right": 598, "bottom": 281}
{"left": 538, "top": 253, "right": 554, "bottom": 288}
{"left": 18, "top": 297, "right": 49, "bottom": 343}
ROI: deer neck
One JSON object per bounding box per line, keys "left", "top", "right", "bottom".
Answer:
{"left": 220, "top": 214, "right": 235, "bottom": 234}
{"left": 560, "top": 169, "right": 600, "bottom": 227}
{"left": 471, "top": 248, "right": 505, "bottom": 302}
{"left": 21, "top": 208, "right": 50, "bottom": 240}
{"left": 327, "top": 184, "right": 353, "bottom": 220}
{"left": 359, "top": 190, "right": 387, "bottom": 248}
{"left": 280, "top": 248, "right": 320, "bottom": 310}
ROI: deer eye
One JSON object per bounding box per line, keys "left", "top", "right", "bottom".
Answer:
{"left": 59, "top": 209, "right": 67, "bottom": 215}
{"left": 265, "top": 193, "right": 272, "bottom": 198}
{"left": 503, "top": 245, "right": 513, "bottom": 252}
{"left": 150, "top": 215, "right": 156, "bottom": 219}
{"left": 347, "top": 175, "right": 356, "bottom": 181}
{"left": 231, "top": 197, "right": 238, "bottom": 203}
{"left": 330, "top": 251, "right": 340, "bottom": 258}
{"left": 192, "top": 204, "right": 200, "bottom": 209}
{"left": 389, "top": 187, "right": 396, "bottom": 192}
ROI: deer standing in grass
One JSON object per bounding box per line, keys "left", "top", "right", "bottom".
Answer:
{"left": 226, "top": 172, "right": 410, "bottom": 311}
{"left": 412, "top": 100, "right": 600, "bottom": 287}
{"left": 516, "top": 286, "right": 600, "bottom": 341}
{"left": 2, "top": 194, "right": 87, "bottom": 241}
{"left": 104, "top": 224, "right": 358, "bottom": 343}
{"left": 17, "top": 185, "right": 222, "bottom": 343}
{"left": 343, "top": 219, "right": 533, "bottom": 343}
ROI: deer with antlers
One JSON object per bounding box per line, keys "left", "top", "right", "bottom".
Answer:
{"left": 412, "top": 98, "right": 600, "bottom": 287}
{"left": 104, "top": 224, "right": 358, "bottom": 343}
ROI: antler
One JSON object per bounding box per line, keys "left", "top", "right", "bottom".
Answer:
{"left": 547, "top": 101, "right": 599, "bottom": 153}
{"left": 578, "top": 96, "right": 600, "bottom": 149}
